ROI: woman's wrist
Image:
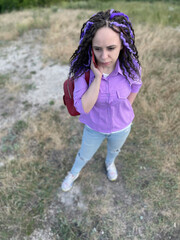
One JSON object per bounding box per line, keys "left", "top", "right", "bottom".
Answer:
{"left": 94, "top": 75, "right": 102, "bottom": 84}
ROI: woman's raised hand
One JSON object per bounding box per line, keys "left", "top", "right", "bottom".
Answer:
{"left": 90, "top": 57, "right": 102, "bottom": 80}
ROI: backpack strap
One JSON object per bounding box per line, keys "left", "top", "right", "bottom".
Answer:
{"left": 85, "top": 71, "right": 90, "bottom": 85}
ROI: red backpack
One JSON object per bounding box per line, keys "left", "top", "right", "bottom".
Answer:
{"left": 63, "top": 71, "right": 90, "bottom": 116}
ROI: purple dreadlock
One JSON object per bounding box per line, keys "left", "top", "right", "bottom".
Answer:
{"left": 69, "top": 9, "right": 141, "bottom": 81}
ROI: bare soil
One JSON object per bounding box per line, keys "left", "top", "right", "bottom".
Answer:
{"left": 0, "top": 29, "right": 69, "bottom": 131}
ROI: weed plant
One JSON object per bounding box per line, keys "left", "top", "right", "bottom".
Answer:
{"left": 0, "top": 74, "right": 9, "bottom": 88}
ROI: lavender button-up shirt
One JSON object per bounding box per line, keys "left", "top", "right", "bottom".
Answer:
{"left": 74, "top": 60, "right": 142, "bottom": 133}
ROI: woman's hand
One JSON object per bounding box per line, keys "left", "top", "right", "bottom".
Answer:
{"left": 127, "top": 92, "right": 138, "bottom": 105}
{"left": 81, "top": 58, "right": 102, "bottom": 113}
{"left": 90, "top": 57, "right": 102, "bottom": 80}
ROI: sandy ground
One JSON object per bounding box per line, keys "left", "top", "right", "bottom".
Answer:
{"left": 0, "top": 29, "right": 69, "bottom": 131}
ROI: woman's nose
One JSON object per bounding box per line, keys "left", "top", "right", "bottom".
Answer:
{"left": 101, "top": 50, "right": 108, "bottom": 60}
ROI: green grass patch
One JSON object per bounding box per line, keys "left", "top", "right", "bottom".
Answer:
{"left": 0, "top": 160, "right": 60, "bottom": 238}
{"left": 23, "top": 83, "right": 36, "bottom": 92}
{"left": 0, "top": 74, "right": 9, "bottom": 88}
{"left": 49, "top": 100, "right": 55, "bottom": 105}
{"left": 61, "top": 0, "right": 180, "bottom": 27}
{"left": 22, "top": 100, "right": 33, "bottom": 110}
{"left": 0, "top": 120, "right": 28, "bottom": 154}
{"left": 16, "top": 9, "right": 50, "bottom": 36}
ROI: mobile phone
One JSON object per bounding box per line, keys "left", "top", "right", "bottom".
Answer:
{"left": 92, "top": 49, "right": 98, "bottom": 68}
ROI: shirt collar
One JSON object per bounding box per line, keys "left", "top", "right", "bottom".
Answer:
{"left": 90, "top": 59, "right": 123, "bottom": 79}
{"left": 112, "top": 59, "right": 123, "bottom": 76}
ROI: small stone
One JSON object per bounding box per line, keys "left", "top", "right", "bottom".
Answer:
{"left": 0, "top": 162, "right": 4, "bottom": 167}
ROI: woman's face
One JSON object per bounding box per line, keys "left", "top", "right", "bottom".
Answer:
{"left": 92, "top": 26, "right": 122, "bottom": 73}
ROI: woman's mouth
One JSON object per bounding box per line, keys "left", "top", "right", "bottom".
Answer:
{"left": 101, "top": 62, "right": 111, "bottom": 66}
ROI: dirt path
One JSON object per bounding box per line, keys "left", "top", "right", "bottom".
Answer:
{"left": 0, "top": 29, "right": 69, "bottom": 130}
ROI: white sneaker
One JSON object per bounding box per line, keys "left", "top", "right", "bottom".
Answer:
{"left": 106, "top": 163, "right": 118, "bottom": 181}
{"left": 61, "top": 172, "right": 79, "bottom": 192}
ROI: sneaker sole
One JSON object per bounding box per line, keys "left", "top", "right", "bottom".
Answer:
{"left": 61, "top": 185, "right": 73, "bottom": 192}
{"left": 107, "top": 175, "right": 118, "bottom": 181}
{"left": 61, "top": 174, "right": 79, "bottom": 192}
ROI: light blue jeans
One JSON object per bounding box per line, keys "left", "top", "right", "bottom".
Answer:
{"left": 70, "top": 124, "right": 132, "bottom": 175}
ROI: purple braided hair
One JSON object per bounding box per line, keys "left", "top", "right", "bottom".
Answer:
{"left": 109, "top": 11, "right": 130, "bottom": 22}
{"left": 83, "top": 46, "right": 92, "bottom": 67}
{"left": 109, "top": 10, "right": 134, "bottom": 40}
{"left": 71, "top": 21, "right": 94, "bottom": 69}
{"left": 79, "top": 21, "right": 94, "bottom": 45}
{"left": 109, "top": 21, "right": 134, "bottom": 40}
{"left": 110, "top": 9, "right": 114, "bottom": 14}
{"left": 110, "top": 22, "right": 127, "bottom": 29}
{"left": 120, "top": 32, "right": 136, "bottom": 55}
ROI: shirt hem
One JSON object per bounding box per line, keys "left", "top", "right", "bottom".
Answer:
{"left": 85, "top": 122, "right": 132, "bottom": 134}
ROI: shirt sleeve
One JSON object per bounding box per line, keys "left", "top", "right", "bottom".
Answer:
{"left": 130, "top": 66, "right": 142, "bottom": 93}
{"left": 73, "top": 73, "right": 89, "bottom": 114}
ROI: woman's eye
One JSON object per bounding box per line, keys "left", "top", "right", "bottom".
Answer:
{"left": 108, "top": 47, "right": 115, "bottom": 51}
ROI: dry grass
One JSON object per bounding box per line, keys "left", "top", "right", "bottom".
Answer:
{"left": 43, "top": 9, "right": 94, "bottom": 63}
{"left": 4, "top": 81, "right": 23, "bottom": 93}
{"left": 0, "top": 9, "right": 50, "bottom": 41}
{"left": 0, "top": 6, "right": 180, "bottom": 240}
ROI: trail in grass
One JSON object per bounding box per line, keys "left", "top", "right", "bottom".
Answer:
{"left": 0, "top": 29, "right": 69, "bottom": 130}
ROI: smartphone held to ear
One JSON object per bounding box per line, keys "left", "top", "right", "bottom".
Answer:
{"left": 92, "top": 49, "right": 98, "bottom": 68}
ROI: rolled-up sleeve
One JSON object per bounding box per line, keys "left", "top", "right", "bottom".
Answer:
{"left": 130, "top": 66, "right": 142, "bottom": 93}
{"left": 131, "top": 81, "right": 142, "bottom": 93}
{"left": 73, "top": 74, "right": 88, "bottom": 114}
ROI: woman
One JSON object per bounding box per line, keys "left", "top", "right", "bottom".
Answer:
{"left": 61, "top": 9, "right": 142, "bottom": 192}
